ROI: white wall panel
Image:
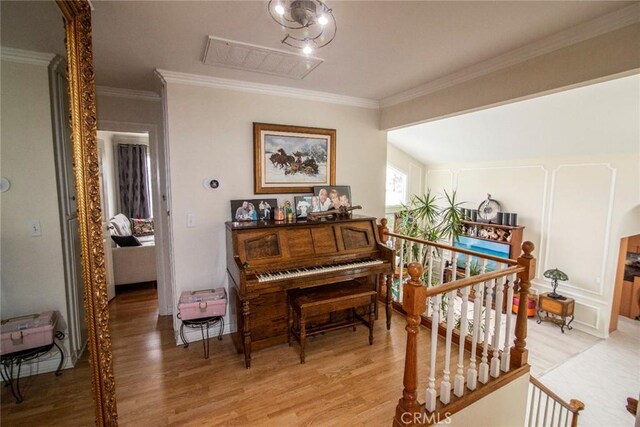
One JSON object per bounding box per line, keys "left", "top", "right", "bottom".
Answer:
{"left": 545, "top": 164, "right": 615, "bottom": 296}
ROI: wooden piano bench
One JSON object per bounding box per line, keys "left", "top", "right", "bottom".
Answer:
{"left": 287, "top": 282, "right": 377, "bottom": 363}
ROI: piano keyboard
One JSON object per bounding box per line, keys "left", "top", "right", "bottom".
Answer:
{"left": 256, "top": 259, "right": 384, "bottom": 283}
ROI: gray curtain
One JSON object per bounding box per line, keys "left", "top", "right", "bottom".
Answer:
{"left": 118, "top": 144, "right": 150, "bottom": 219}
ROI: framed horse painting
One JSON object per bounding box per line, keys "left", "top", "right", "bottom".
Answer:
{"left": 253, "top": 123, "right": 336, "bottom": 194}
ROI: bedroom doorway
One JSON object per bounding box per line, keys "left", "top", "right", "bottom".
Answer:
{"left": 96, "top": 121, "right": 172, "bottom": 321}
{"left": 97, "top": 130, "right": 158, "bottom": 302}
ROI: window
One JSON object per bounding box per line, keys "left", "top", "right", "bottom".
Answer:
{"left": 385, "top": 165, "right": 407, "bottom": 207}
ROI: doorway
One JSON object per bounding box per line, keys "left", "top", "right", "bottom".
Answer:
{"left": 97, "top": 129, "right": 166, "bottom": 310}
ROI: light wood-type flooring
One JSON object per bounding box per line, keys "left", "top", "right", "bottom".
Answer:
{"left": 1, "top": 284, "right": 599, "bottom": 426}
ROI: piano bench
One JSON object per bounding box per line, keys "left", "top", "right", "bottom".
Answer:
{"left": 287, "top": 282, "right": 377, "bottom": 363}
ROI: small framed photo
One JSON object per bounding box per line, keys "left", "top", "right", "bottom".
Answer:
{"left": 313, "top": 185, "right": 351, "bottom": 212}
{"left": 230, "top": 199, "right": 277, "bottom": 221}
{"left": 294, "top": 195, "right": 322, "bottom": 218}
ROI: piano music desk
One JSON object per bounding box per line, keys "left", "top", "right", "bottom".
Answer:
{"left": 288, "top": 282, "right": 377, "bottom": 363}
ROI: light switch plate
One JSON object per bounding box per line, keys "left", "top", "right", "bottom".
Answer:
{"left": 28, "top": 220, "right": 42, "bottom": 236}
{"left": 187, "top": 213, "right": 195, "bottom": 228}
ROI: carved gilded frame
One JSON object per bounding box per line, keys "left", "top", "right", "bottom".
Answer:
{"left": 56, "top": 1, "right": 118, "bottom": 425}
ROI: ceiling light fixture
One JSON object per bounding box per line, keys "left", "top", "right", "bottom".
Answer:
{"left": 268, "top": 0, "right": 337, "bottom": 54}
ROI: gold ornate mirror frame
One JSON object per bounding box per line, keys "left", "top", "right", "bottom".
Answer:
{"left": 57, "top": 1, "right": 118, "bottom": 424}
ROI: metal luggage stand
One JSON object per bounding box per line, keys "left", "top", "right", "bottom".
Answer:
{"left": 177, "top": 315, "right": 224, "bottom": 359}
{"left": 0, "top": 331, "right": 65, "bottom": 403}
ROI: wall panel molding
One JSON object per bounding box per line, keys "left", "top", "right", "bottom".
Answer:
{"left": 544, "top": 163, "right": 616, "bottom": 297}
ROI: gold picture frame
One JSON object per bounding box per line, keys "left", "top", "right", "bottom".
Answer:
{"left": 253, "top": 122, "right": 336, "bottom": 194}
{"left": 57, "top": 1, "right": 118, "bottom": 425}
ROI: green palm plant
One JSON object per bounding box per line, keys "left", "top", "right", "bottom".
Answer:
{"left": 395, "top": 189, "right": 467, "bottom": 286}
{"left": 438, "top": 189, "right": 465, "bottom": 245}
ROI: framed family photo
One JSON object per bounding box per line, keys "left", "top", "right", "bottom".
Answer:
{"left": 230, "top": 199, "right": 277, "bottom": 221}
{"left": 294, "top": 195, "right": 320, "bottom": 218}
{"left": 253, "top": 123, "right": 336, "bottom": 194}
{"left": 313, "top": 185, "right": 352, "bottom": 212}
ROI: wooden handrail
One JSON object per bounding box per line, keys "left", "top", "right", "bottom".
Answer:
{"left": 385, "top": 231, "right": 519, "bottom": 266}
{"left": 528, "top": 376, "right": 585, "bottom": 427}
{"left": 424, "top": 265, "right": 524, "bottom": 297}
{"left": 529, "top": 376, "right": 585, "bottom": 415}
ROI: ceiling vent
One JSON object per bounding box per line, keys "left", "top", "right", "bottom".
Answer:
{"left": 202, "top": 36, "right": 323, "bottom": 80}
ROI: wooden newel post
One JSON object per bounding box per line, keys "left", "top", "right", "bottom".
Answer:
{"left": 394, "top": 263, "right": 427, "bottom": 426}
{"left": 511, "top": 241, "right": 535, "bottom": 369}
{"left": 378, "top": 218, "right": 390, "bottom": 300}
{"left": 569, "top": 399, "right": 585, "bottom": 427}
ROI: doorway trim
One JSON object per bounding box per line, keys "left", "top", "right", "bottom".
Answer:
{"left": 98, "top": 120, "right": 173, "bottom": 316}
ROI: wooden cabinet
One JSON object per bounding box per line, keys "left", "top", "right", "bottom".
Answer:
{"left": 460, "top": 220, "right": 524, "bottom": 259}
{"left": 537, "top": 292, "right": 575, "bottom": 333}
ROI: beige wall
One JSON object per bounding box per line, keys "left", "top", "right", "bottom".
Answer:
{"left": 381, "top": 24, "right": 640, "bottom": 130}
{"left": 164, "top": 83, "right": 386, "bottom": 332}
{"left": 448, "top": 372, "right": 530, "bottom": 427}
{"left": 426, "top": 152, "right": 640, "bottom": 337}
{"left": 386, "top": 143, "right": 425, "bottom": 209}
{"left": 0, "top": 60, "right": 68, "bottom": 335}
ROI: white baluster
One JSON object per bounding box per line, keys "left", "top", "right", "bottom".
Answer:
{"left": 439, "top": 249, "right": 446, "bottom": 285}
{"left": 491, "top": 266, "right": 505, "bottom": 378}
{"left": 454, "top": 285, "right": 469, "bottom": 397}
{"left": 419, "top": 243, "right": 424, "bottom": 268}
{"left": 501, "top": 272, "right": 516, "bottom": 372}
{"left": 451, "top": 250, "right": 459, "bottom": 281}
{"left": 479, "top": 277, "right": 493, "bottom": 384}
{"left": 427, "top": 245, "right": 434, "bottom": 286}
{"left": 398, "top": 240, "right": 405, "bottom": 302}
{"left": 466, "top": 280, "right": 483, "bottom": 391}
{"left": 440, "top": 290, "right": 455, "bottom": 404}
{"left": 425, "top": 294, "right": 440, "bottom": 412}
{"left": 527, "top": 383, "right": 536, "bottom": 427}
{"left": 425, "top": 246, "right": 434, "bottom": 317}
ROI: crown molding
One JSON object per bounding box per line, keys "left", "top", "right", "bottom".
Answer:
{"left": 154, "top": 69, "right": 380, "bottom": 109}
{"left": 0, "top": 47, "right": 55, "bottom": 67}
{"left": 96, "top": 85, "right": 161, "bottom": 102}
{"left": 380, "top": 3, "right": 640, "bottom": 108}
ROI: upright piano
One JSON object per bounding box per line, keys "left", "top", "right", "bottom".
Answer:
{"left": 226, "top": 215, "right": 394, "bottom": 368}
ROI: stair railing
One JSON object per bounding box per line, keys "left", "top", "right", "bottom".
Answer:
{"left": 381, "top": 221, "right": 536, "bottom": 426}
{"left": 527, "top": 376, "right": 585, "bottom": 427}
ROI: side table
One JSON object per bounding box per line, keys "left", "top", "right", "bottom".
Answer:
{"left": 179, "top": 316, "right": 224, "bottom": 359}
{"left": 0, "top": 331, "right": 65, "bottom": 403}
{"left": 537, "top": 293, "right": 574, "bottom": 333}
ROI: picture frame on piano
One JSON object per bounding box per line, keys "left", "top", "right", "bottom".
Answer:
{"left": 230, "top": 198, "right": 277, "bottom": 221}
{"left": 313, "top": 185, "right": 352, "bottom": 212}
{"left": 253, "top": 122, "right": 336, "bottom": 194}
{"left": 294, "top": 195, "right": 319, "bottom": 218}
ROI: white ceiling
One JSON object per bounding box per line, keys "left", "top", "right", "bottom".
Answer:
{"left": 388, "top": 74, "right": 640, "bottom": 165}
{"left": 0, "top": 1, "right": 634, "bottom": 100}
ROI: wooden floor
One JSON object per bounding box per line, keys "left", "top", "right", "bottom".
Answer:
{"left": 1, "top": 285, "right": 599, "bottom": 426}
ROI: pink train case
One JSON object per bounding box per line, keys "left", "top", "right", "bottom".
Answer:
{"left": 178, "top": 288, "right": 227, "bottom": 321}
{"left": 1, "top": 311, "right": 58, "bottom": 355}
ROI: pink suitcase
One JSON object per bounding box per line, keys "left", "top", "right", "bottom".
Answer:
{"left": 1, "top": 311, "right": 58, "bottom": 355}
{"left": 178, "top": 288, "right": 227, "bottom": 320}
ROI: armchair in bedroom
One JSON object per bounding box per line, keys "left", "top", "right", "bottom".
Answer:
{"left": 108, "top": 214, "right": 157, "bottom": 285}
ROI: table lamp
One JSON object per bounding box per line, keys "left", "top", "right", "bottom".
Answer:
{"left": 543, "top": 268, "right": 569, "bottom": 300}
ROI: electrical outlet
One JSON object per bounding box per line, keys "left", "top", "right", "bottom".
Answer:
{"left": 28, "top": 220, "right": 42, "bottom": 237}
{"left": 187, "top": 213, "right": 195, "bottom": 228}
